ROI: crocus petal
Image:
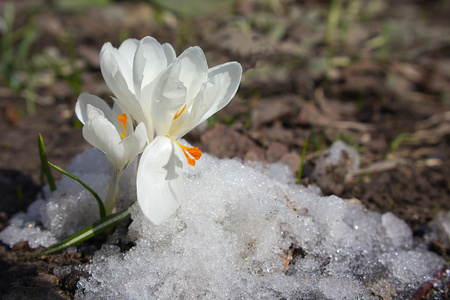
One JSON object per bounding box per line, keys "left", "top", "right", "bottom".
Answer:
{"left": 137, "top": 136, "right": 184, "bottom": 225}
{"left": 162, "top": 43, "right": 176, "bottom": 64}
{"left": 133, "top": 37, "right": 168, "bottom": 99}
{"left": 100, "top": 42, "right": 135, "bottom": 98}
{"left": 100, "top": 43, "right": 146, "bottom": 124}
{"left": 85, "top": 104, "right": 105, "bottom": 120}
{"left": 117, "top": 38, "right": 139, "bottom": 69}
{"left": 82, "top": 103, "right": 147, "bottom": 172}
{"left": 173, "top": 61, "right": 242, "bottom": 139}
{"left": 121, "top": 122, "right": 148, "bottom": 169}
{"left": 82, "top": 111, "right": 125, "bottom": 169}
{"left": 149, "top": 60, "right": 187, "bottom": 137}
{"left": 177, "top": 46, "right": 208, "bottom": 107}
{"left": 75, "top": 93, "right": 113, "bottom": 125}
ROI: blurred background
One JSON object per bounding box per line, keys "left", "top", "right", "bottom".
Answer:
{"left": 1, "top": 0, "right": 450, "bottom": 235}
{"left": 1, "top": 0, "right": 450, "bottom": 297}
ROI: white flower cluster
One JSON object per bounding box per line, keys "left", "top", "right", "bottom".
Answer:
{"left": 75, "top": 36, "right": 242, "bottom": 224}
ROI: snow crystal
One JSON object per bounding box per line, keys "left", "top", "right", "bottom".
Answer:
{"left": 381, "top": 211, "right": 412, "bottom": 248}
{"left": 0, "top": 210, "right": 57, "bottom": 248}
{"left": 429, "top": 211, "right": 450, "bottom": 244}
{"left": 0, "top": 143, "right": 446, "bottom": 299}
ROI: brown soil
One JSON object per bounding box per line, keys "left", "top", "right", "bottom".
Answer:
{"left": 1, "top": 0, "right": 450, "bottom": 298}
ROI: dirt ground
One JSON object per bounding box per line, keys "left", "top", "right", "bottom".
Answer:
{"left": 1, "top": 0, "right": 450, "bottom": 298}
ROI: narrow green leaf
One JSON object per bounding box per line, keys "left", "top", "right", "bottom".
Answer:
{"left": 17, "top": 21, "right": 40, "bottom": 66}
{"left": 325, "top": 0, "right": 342, "bottom": 46}
{"left": 38, "top": 134, "right": 56, "bottom": 191}
{"left": 48, "top": 161, "right": 106, "bottom": 219}
{"left": 37, "top": 207, "right": 131, "bottom": 256}
{"left": 297, "top": 136, "right": 309, "bottom": 184}
{"left": 2, "top": 2, "right": 15, "bottom": 49}
{"left": 387, "top": 132, "right": 412, "bottom": 158}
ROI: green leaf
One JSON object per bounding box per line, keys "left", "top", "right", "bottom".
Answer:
{"left": 37, "top": 207, "right": 131, "bottom": 256}
{"left": 387, "top": 132, "right": 413, "bottom": 157}
{"left": 38, "top": 134, "right": 56, "bottom": 191}
{"left": 48, "top": 161, "right": 106, "bottom": 219}
{"left": 325, "top": 0, "right": 342, "bottom": 46}
{"left": 297, "top": 136, "right": 309, "bottom": 184}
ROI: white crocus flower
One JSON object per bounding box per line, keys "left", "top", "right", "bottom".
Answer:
{"left": 100, "top": 37, "right": 176, "bottom": 140}
{"left": 99, "top": 37, "right": 242, "bottom": 225}
{"left": 137, "top": 47, "right": 242, "bottom": 225}
{"left": 75, "top": 93, "right": 148, "bottom": 215}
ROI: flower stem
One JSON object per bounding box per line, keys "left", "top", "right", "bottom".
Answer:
{"left": 104, "top": 169, "right": 123, "bottom": 215}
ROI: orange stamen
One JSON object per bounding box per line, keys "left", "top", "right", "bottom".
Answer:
{"left": 180, "top": 145, "right": 202, "bottom": 166}
{"left": 173, "top": 104, "right": 187, "bottom": 120}
{"left": 185, "top": 146, "right": 202, "bottom": 160}
{"left": 118, "top": 113, "right": 127, "bottom": 139}
{"left": 171, "top": 136, "right": 202, "bottom": 166}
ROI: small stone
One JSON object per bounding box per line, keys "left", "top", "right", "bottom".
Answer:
{"left": 12, "top": 241, "right": 31, "bottom": 251}
{"left": 312, "top": 140, "right": 360, "bottom": 194}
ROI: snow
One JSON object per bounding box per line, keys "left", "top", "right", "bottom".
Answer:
{"left": 429, "top": 211, "right": 450, "bottom": 245}
{"left": 0, "top": 142, "right": 447, "bottom": 299}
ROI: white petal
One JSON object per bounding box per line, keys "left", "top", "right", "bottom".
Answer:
{"left": 100, "top": 44, "right": 147, "bottom": 126}
{"left": 82, "top": 114, "right": 125, "bottom": 169}
{"left": 137, "top": 136, "right": 184, "bottom": 225}
{"left": 100, "top": 42, "right": 135, "bottom": 99}
{"left": 162, "top": 42, "right": 176, "bottom": 64}
{"left": 75, "top": 93, "right": 112, "bottom": 125}
{"left": 133, "top": 37, "right": 168, "bottom": 99}
{"left": 177, "top": 46, "right": 208, "bottom": 107}
{"left": 174, "top": 62, "right": 242, "bottom": 138}
{"left": 121, "top": 122, "right": 148, "bottom": 169}
{"left": 150, "top": 60, "right": 187, "bottom": 136}
{"left": 86, "top": 104, "right": 105, "bottom": 119}
{"left": 117, "top": 38, "right": 139, "bottom": 68}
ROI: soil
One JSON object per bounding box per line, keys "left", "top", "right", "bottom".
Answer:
{"left": 1, "top": 0, "right": 450, "bottom": 299}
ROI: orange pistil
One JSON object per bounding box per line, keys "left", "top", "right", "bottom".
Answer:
{"left": 171, "top": 137, "right": 202, "bottom": 166}
{"left": 173, "top": 104, "right": 187, "bottom": 120}
{"left": 118, "top": 114, "right": 127, "bottom": 139}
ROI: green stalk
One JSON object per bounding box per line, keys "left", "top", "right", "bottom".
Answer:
{"left": 36, "top": 206, "right": 131, "bottom": 256}
{"left": 48, "top": 161, "right": 106, "bottom": 219}
{"left": 104, "top": 169, "right": 124, "bottom": 216}
{"left": 38, "top": 134, "right": 56, "bottom": 191}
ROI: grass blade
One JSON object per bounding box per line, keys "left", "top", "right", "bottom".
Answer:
{"left": 37, "top": 207, "right": 131, "bottom": 256}
{"left": 48, "top": 161, "right": 106, "bottom": 219}
{"left": 297, "top": 136, "right": 309, "bottom": 184}
{"left": 325, "top": 0, "right": 341, "bottom": 46}
{"left": 38, "top": 134, "right": 56, "bottom": 191}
